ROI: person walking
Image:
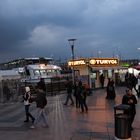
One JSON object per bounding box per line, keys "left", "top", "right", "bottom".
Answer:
{"left": 122, "top": 88, "right": 137, "bottom": 130}
{"left": 106, "top": 78, "right": 111, "bottom": 99}
{"left": 77, "top": 81, "right": 88, "bottom": 113}
{"left": 81, "top": 85, "right": 88, "bottom": 113}
{"left": 3, "top": 84, "right": 11, "bottom": 102}
{"left": 23, "top": 86, "right": 35, "bottom": 123}
{"left": 31, "top": 85, "right": 48, "bottom": 128}
{"left": 106, "top": 79, "right": 116, "bottom": 100}
{"left": 37, "top": 78, "right": 46, "bottom": 92}
{"left": 73, "top": 80, "right": 80, "bottom": 108}
{"left": 100, "top": 73, "right": 105, "bottom": 88}
{"left": 128, "top": 74, "right": 137, "bottom": 90}
{"left": 64, "top": 78, "right": 74, "bottom": 106}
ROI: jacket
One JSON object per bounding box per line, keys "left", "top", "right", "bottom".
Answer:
{"left": 36, "top": 89, "right": 47, "bottom": 109}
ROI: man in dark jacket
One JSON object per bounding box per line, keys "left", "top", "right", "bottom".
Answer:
{"left": 37, "top": 78, "right": 46, "bottom": 92}
{"left": 77, "top": 81, "right": 88, "bottom": 113}
{"left": 122, "top": 88, "right": 137, "bottom": 130}
{"left": 64, "top": 78, "right": 74, "bottom": 105}
{"left": 31, "top": 85, "right": 48, "bottom": 128}
{"left": 100, "top": 73, "right": 105, "bottom": 88}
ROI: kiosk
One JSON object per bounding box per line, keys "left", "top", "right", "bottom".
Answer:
{"left": 68, "top": 57, "right": 120, "bottom": 89}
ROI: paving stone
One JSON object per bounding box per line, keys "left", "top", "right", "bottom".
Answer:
{"left": 0, "top": 87, "right": 139, "bottom": 140}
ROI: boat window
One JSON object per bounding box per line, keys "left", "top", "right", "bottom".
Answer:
{"left": 40, "top": 70, "right": 46, "bottom": 75}
{"left": 46, "top": 70, "right": 52, "bottom": 75}
{"left": 34, "top": 70, "right": 40, "bottom": 76}
{"left": 51, "top": 69, "right": 55, "bottom": 73}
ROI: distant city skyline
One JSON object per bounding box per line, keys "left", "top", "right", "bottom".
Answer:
{"left": 0, "top": 0, "right": 140, "bottom": 63}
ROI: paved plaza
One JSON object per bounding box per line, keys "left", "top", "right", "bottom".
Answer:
{"left": 0, "top": 87, "right": 139, "bottom": 140}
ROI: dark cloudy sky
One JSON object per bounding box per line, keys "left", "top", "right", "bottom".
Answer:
{"left": 0, "top": 0, "right": 140, "bottom": 63}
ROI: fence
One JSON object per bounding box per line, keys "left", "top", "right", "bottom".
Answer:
{"left": 0, "top": 76, "right": 71, "bottom": 103}
{"left": 0, "top": 79, "right": 22, "bottom": 103}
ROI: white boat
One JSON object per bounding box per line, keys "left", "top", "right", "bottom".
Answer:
{"left": 14, "top": 64, "right": 62, "bottom": 83}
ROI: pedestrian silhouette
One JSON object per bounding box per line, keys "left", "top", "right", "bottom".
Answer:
{"left": 64, "top": 78, "right": 74, "bottom": 106}
{"left": 23, "top": 86, "right": 35, "bottom": 123}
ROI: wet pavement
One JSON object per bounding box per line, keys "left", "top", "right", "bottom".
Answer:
{"left": 0, "top": 86, "right": 139, "bottom": 140}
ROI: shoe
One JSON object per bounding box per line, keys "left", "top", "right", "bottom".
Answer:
{"left": 32, "top": 118, "right": 35, "bottom": 123}
{"left": 24, "top": 120, "right": 29, "bottom": 122}
{"left": 70, "top": 103, "right": 74, "bottom": 106}
{"left": 80, "top": 111, "right": 84, "bottom": 113}
{"left": 30, "top": 125, "right": 35, "bottom": 129}
{"left": 43, "top": 124, "right": 49, "bottom": 128}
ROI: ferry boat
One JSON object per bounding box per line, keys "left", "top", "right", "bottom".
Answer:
{"left": 19, "top": 63, "right": 62, "bottom": 83}
{"left": 0, "top": 57, "right": 62, "bottom": 83}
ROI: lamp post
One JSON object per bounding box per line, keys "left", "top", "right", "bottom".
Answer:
{"left": 68, "top": 39, "right": 76, "bottom": 85}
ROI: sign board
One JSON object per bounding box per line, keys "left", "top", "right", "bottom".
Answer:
{"left": 68, "top": 58, "right": 119, "bottom": 67}
{"left": 89, "top": 58, "right": 119, "bottom": 67}
{"left": 68, "top": 59, "right": 86, "bottom": 66}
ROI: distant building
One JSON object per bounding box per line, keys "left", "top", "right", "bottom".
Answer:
{"left": 120, "top": 59, "right": 139, "bottom": 68}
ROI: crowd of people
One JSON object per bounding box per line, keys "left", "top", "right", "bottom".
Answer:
{"left": 22, "top": 72, "right": 140, "bottom": 131}
{"left": 64, "top": 78, "right": 88, "bottom": 113}
{"left": 23, "top": 77, "right": 89, "bottom": 129}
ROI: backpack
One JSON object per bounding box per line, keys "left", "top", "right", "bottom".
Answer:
{"left": 28, "top": 92, "right": 35, "bottom": 103}
{"left": 29, "top": 96, "right": 34, "bottom": 103}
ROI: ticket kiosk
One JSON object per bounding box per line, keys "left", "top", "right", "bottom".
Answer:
{"left": 68, "top": 58, "right": 120, "bottom": 89}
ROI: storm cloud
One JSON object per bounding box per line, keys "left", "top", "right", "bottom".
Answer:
{"left": 0, "top": 0, "right": 140, "bottom": 62}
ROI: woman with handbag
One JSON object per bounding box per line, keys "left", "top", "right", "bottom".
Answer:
{"left": 23, "top": 86, "right": 35, "bottom": 123}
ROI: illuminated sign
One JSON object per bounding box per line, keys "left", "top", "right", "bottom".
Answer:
{"left": 89, "top": 58, "right": 119, "bottom": 66}
{"left": 68, "top": 60, "right": 86, "bottom": 66}
{"left": 68, "top": 58, "right": 119, "bottom": 67}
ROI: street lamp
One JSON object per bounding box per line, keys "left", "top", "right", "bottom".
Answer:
{"left": 68, "top": 39, "right": 76, "bottom": 85}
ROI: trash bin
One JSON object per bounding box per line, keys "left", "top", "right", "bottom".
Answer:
{"left": 114, "top": 104, "right": 131, "bottom": 140}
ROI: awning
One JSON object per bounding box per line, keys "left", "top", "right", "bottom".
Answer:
{"left": 131, "top": 65, "right": 140, "bottom": 70}
{"left": 91, "top": 66, "right": 123, "bottom": 70}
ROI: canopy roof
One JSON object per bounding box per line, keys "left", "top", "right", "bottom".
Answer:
{"left": 131, "top": 65, "right": 140, "bottom": 70}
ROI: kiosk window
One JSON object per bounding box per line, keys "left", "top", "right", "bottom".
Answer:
{"left": 91, "top": 72, "right": 97, "bottom": 79}
{"left": 108, "top": 70, "right": 113, "bottom": 78}
{"left": 99, "top": 70, "right": 103, "bottom": 74}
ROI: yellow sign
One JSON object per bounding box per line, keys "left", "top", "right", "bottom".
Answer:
{"left": 68, "top": 60, "right": 86, "bottom": 66}
{"left": 68, "top": 58, "right": 119, "bottom": 67}
{"left": 89, "top": 58, "right": 119, "bottom": 66}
